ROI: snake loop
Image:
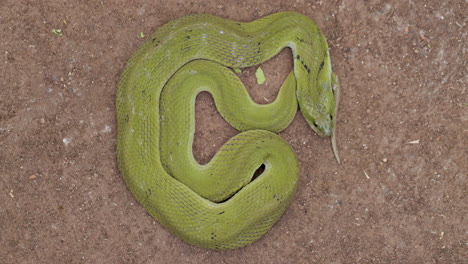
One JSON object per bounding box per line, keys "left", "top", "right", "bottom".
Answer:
{"left": 117, "top": 12, "right": 338, "bottom": 249}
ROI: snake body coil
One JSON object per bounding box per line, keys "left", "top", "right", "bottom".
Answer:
{"left": 117, "top": 12, "right": 338, "bottom": 249}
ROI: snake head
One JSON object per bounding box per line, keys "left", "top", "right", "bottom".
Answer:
{"left": 300, "top": 70, "right": 341, "bottom": 163}
{"left": 299, "top": 60, "right": 339, "bottom": 138}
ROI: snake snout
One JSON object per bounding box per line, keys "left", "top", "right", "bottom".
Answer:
{"left": 311, "top": 114, "right": 333, "bottom": 137}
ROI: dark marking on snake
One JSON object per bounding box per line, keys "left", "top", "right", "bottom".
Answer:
{"left": 316, "top": 53, "right": 327, "bottom": 80}
{"left": 146, "top": 188, "right": 152, "bottom": 197}
{"left": 296, "top": 37, "right": 313, "bottom": 47}
{"left": 318, "top": 61, "right": 325, "bottom": 72}
{"left": 297, "top": 57, "right": 311, "bottom": 73}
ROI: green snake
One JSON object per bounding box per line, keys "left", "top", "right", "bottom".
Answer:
{"left": 117, "top": 12, "right": 339, "bottom": 250}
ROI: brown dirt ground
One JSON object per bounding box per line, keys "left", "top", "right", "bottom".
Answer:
{"left": 1, "top": 0, "right": 466, "bottom": 263}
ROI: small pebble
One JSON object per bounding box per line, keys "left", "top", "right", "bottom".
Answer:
{"left": 101, "top": 125, "right": 111, "bottom": 133}
{"left": 63, "top": 137, "right": 72, "bottom": 146}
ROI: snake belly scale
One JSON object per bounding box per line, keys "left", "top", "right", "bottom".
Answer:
{"left": 117, "top": 12, "right": 339, "bottom": 250}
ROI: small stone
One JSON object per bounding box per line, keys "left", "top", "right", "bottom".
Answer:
{"left": 101, "top": 125, "right": 111, "bottom": 133}
{"left": 63, "top": 137, "right": 72, "bottom": 146}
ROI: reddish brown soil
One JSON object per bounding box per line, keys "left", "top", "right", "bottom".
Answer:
{"left": 1, "top": 1, "right": 466, "bottom": 263}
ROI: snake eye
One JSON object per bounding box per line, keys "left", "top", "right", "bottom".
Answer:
{"left": 312, "top": 121, "right": 319, "bottom": 129}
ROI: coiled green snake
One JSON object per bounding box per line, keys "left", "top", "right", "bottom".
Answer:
{"left": 116, "top": 12, "right": 340, "bottom": 250}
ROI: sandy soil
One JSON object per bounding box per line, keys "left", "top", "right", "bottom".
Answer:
{"left": 1, "top": 0, "right": 466, "bottom": 263}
